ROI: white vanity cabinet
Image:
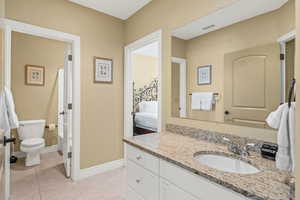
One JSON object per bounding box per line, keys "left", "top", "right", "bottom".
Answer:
{"left": 160, "top": 178, "right": 198, "bottom": 200}
{"left": 125, "top": 144, "right": 250, "bottom": 200}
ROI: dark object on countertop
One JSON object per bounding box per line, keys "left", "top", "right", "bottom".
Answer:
{"left": 261, "top": 143, "right": 278, "bottom": 161}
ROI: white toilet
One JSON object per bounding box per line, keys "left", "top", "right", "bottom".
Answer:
{"left": 17, "top": 120, "right": 46, "bottom": 166}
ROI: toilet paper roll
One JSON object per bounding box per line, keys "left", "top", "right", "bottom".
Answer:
{"left": 48, "top": 123, "right": 56, "bottom": 131}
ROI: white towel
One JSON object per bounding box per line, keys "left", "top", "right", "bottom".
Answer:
{"left": 0, "top": 92, "right": 11, "bottom": 134}
{"left": 266, "top": 103, "right": 295, "bottom": 172}
{"left": 191, "top": 92, "right": 215, "bottom": 111}
{"left": 288, "top": 102, "right": 295, "bottom": 171}
{"left": 191, "top": 93, "right": 202, "bottom": 110}
{"left": 4, "top": 87, "right": 19, "bottom": 129}
{"left": 0, "top": 88, "right": 19, "bottom": 135}
{"left": 199, "top": 92, "right": 214, "bottom": 111}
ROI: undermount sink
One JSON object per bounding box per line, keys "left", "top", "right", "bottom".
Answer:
{"left": 194, "top": 153, "right": 260, "bottom": 174}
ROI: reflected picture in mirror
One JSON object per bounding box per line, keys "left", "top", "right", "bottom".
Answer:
{"left": 171, "top": 0, "right": 295, "bottom": 129}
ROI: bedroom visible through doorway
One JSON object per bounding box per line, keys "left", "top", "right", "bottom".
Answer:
{"left": 132, "top": 42, "right": 159, "bottom": 136}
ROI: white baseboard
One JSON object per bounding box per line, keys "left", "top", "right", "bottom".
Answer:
{"left": 13, "top": 144, "right": 59, "bottom": 158}
{"left": 78, "top": 159, "right": 124, "bottom": 180}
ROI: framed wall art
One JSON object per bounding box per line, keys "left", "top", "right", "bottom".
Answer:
{"left": 94, "top": 57, "right": 113, "bottom": 83}
{"left": 197, "top": 65, "right": 212, "bottom": 85}
{"left": 25, "top": 65, "right": 45, "bottom": 86}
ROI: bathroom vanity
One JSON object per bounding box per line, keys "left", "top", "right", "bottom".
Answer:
{"left": 123, "top": 130, "right": 293, "bottom": 200}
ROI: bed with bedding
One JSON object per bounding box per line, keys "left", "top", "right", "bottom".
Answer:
{"left": 133, "top": 79, "right": 158, "bottom": 135}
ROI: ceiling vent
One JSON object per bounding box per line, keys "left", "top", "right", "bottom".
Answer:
{"left": 202, "top": 24, "right": 216, "bottom": 30}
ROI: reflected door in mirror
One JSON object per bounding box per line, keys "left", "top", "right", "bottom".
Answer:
{"left": 224, "top": 43, "right": 281, "bottom": 128}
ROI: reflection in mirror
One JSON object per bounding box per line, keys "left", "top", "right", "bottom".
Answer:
{"left": 171, "top": 0, "right": 295, "bottom": 129}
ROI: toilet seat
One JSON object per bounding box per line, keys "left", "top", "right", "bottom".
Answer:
{"left": 21, "top": 138, "right": 45, "bottom": 148}
{"left": 20, "top": 138, "right": 45, "bottom": 153}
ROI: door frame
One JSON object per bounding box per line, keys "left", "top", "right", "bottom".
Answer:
{"left": 277, "top": 30, "right": 296, "bottom": 103}
{"left": 171, "top": 57, "right": 187, "bottom": 118}
{"left": 124, "top": 30, "right": 162, "bottom": 140}
{"left": 0, "top": 18, "right": 81, "bottom": 181}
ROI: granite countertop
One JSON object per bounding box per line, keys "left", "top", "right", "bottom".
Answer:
{"left": 123, "top": 132, "right": 294, "bottom": 200}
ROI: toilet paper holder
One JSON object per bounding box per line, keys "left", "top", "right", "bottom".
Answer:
{"left": 45, "top": 124, "right": 58, "bottom": 129}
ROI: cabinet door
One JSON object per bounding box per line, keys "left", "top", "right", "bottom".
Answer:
{"left": 160, "top": 179, "right": 199, "bottom": 200}
{"left": 127, "top": 186, "right": 144, "bottom": 200}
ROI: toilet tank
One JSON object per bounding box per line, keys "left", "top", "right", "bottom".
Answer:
{"left": 17, "top": 120, "right": 46, "bottom": 141}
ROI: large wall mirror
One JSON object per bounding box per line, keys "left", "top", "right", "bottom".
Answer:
{"left": 171, "top": 0, "right": 295, "bottom": 129}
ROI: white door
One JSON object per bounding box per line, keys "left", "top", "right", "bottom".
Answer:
{"left": 224, "top": 43, "right": 281, "bottom": 128}
{"left": 0, "top": 26, "right": 15, "bottom": 200}
{"left": 63, "top": 45, "right": 72, "bottom": 178}
{"left": 57, "top": 69, "right": 64, "bottom": 151}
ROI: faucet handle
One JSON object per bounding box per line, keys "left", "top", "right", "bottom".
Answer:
{"left": 223, "top": 137, "right": 230, "bottom": 142}
{"left": 243, "top": 143, "right": 256, "bottom": 151}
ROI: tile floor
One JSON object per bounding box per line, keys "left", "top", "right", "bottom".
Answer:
{"left": 11, "top": 152, "right": 126, "bottom": 200}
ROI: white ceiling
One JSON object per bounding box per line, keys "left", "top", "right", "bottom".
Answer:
{"left": 69, "top": 0, "right": 152, "bottom": 20}
{"left": 132, "top": 42, "right": 159, "bottom": 57}
{"left": 172, "top": 0, "right": 288, "bottom": 40}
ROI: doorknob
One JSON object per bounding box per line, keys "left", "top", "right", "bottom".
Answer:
{"left": 1, "top": 136, "right": 16, "bottom": 146}
{"left": 224, "top": 110, "right": 230, "bottom": 115}
{"left": 59, "top": 111, "right": 65, "bottom": 115}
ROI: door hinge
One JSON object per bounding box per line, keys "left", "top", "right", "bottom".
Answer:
{"left": 68, "top": 55, "right": 72, "bottom": 61}
{"left": 280, "top": 53, "right": 285, "bottom": 60}
{"left": 68, "top": 103, "right": 72, "bottom": 110}
{"left": 68, "top": 152, "right": 72, "bottom": 158}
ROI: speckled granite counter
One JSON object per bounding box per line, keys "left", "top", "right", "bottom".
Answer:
{"left": 123, "top": 132, "right": 294, "bottom": 200}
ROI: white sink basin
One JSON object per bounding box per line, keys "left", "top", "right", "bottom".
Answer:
{"left": 194, "top": 154, "right": 260, "bottom": 174}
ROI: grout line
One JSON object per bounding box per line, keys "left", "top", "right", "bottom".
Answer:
{"left": 35, "top": 167, "right": 43, "bottom": 200}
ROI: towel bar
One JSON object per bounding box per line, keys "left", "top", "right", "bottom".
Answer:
{"left": 189, "top": 93, "right": 219, "bottom": 96}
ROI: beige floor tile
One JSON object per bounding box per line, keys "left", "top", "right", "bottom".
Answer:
{"left": 11, "top": 152, "right": 126, "bottom": 200}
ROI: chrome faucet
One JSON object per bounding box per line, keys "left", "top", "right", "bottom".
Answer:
{"left": 223, "top": 137, "right": 255, "bottom": 157}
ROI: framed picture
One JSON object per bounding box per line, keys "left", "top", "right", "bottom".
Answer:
{"left": 25, "top": 65, "right": 45, "bottom": 86}
{"left": 94, "top": 57, "right": 113, "bottom": 83}
{"left": 197, "top": 65, "right": 212, "bottom": 85}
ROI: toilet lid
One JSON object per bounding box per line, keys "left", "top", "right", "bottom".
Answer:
{"left": 21, "top": 138, "right": 45, "bottom": 148}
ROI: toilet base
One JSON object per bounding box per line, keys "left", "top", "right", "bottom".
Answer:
{"left": 25, "top": 151, "right": 41, "bottom": 167}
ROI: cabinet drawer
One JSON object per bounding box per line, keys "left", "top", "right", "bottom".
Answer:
{"left": 126, "top": 144, "right": 159, "bottom": 174}
{"left": 127, "top": 160, "right": 159, "bottom": 200}
{"left": 160, "top": 178, "right": 198, "bottom": 200}
{"left": 126, "top": 186, "right": 145, "bottom": 200}
{"left": 160, "top": 160, "right": 250, "bottom": 200}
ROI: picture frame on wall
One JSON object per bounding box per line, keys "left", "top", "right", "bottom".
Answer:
{"left": 197, "top": 65, "right": 212, "bottom": 85}
{"left": 25, "top": 65, "right": 45, "bottom": 86}
{"left": 94, "top": 56, "right": 113, "bottom": 83}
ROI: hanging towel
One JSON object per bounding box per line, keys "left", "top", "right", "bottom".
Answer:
{"left": 266, "top": 104, "right": 286, "bottom": 129}
{"left": 266, "top": 103, "right": 295, "bottom": 171}
{"left": 0, "top": 88, "right": 19, "bottom": 135}
{"left": 0, "top": 92, "right": 11, "bottom": 134}
{"left": 288, "top": 102, "right": 295, "bottom": 171}
{"left": 191, "top": 93, "right": 202, "bottom": 110}
{"left": 4, "top": 87, "right": 19, "bottom": 129}
{"left": 199, "top": 92, "right": 214, "bottom": 111}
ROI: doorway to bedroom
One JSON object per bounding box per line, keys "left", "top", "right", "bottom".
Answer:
{"left": 132, "top": 42, "right": 159, "bottom": 135}
{"left": 124, "top": 30, "right": 162, "bottom": 138}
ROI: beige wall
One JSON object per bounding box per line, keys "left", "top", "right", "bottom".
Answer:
{"left": 0, "top": 0, "right": 4, "bottom": 17}
{"left": 171, "top": 62, "right": 180, "bottom": 117}
{"left": 6, "top": 0, "right": 124, "bottom": 169}
{"left": 171, "top": 37, "right": 186, "bottom": 59}
{"left": 133, "top": 54, "right": 158, "bottom": 90}
{"left": 295, "top": 0, "right": 299, "bottom": 199}
{"left": 125, "top": 0, "right": 295, "bottom": 143}
{"left": 11, "top": 32, "right": 67, "bottom": 151}
{"left": 183, "top": 1, "right": 294, "bottom": 122}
